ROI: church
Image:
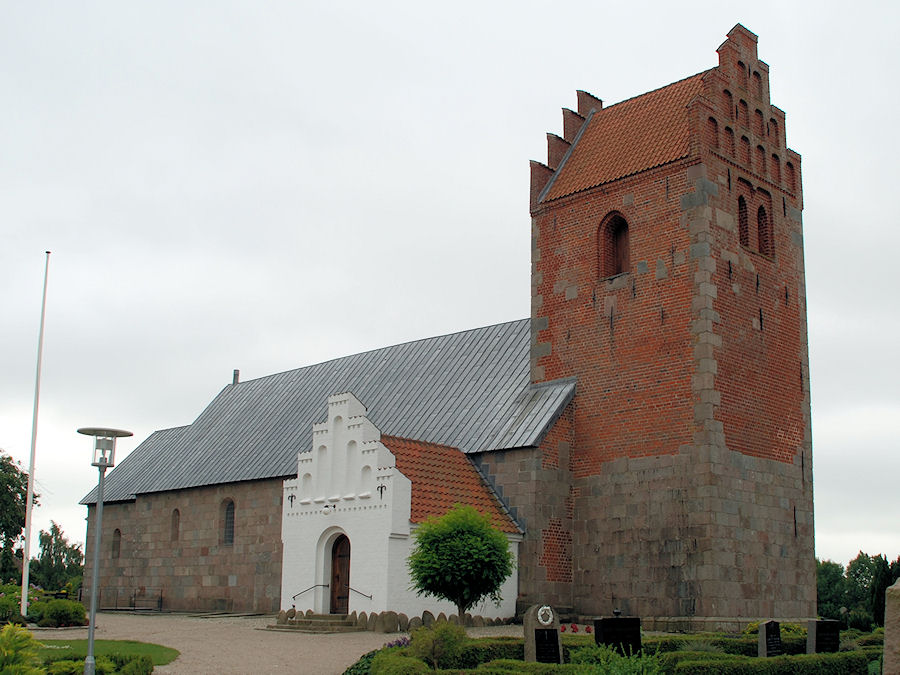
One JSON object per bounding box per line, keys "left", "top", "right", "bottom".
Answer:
{"left": 82, "top": 24, "right": 816, "bottom": 631}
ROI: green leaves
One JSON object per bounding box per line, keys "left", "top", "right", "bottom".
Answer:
{"left": 408, "top": 504, "right": 513, "bottom": 619}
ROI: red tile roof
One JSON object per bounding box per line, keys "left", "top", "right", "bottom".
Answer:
{"left": 383, "top": 435, "right": 520, "bottom": 534}
{"left": 543, "top": 71, "right": 708, "bottom": 201}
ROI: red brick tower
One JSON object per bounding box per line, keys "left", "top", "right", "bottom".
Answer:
{"left": 527, "top": 24, "right": 815, "bottom": 629}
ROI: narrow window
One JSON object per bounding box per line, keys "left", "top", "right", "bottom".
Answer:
{"left": 758, "top": 205, "right": 773, "bottom": 256}
{"left": 754, "top": 109, "right": 765, "bottom": 136}
{"left": 786, "top": 162, "right": 796, "bottom": 192}
{"left": 222, "top": 499, "right": 235, "bottom": 546}
{"left": 738, "top": 100, "right": 749, "bottom": 127}
{"left": 753, "top": 71, "right": 763, "bottom": 98}
{"left": 722, "top": 89, "right": 734, "bottom": 119}
{"left": 707, "top": 117, "right": 719, "bottom": 149}
{"left": 112, "top": 529, "right": 122, "bottom": 559}
{"left": 771, "top": 154, "right": 781, "bottom": 183}
{"left": 738, "top": 61, "right": 748, "bottom": 89}
{"left": 171, "top": 509, "right": 180, "bottom": 542}
{"left": 769, "top": 118, "right": 780, "bottom": 144}
{"left": 738, "top": 196, "right": 749, "bottom": 248}
{"left": 598, "top": 213, "right": 630, "bottom": 278}
{"left": 756, "top": 146, "right": 767, "bottom": 176}
{"left": 724, "top": 127, "right": 735, "bottom": 157}
{"left": 740, "top": 136, "right": 751, "bottom": 168}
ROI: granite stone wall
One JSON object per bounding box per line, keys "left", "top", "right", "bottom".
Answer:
{"left": 83, "top": 478, "right": 284, "bottom": 613}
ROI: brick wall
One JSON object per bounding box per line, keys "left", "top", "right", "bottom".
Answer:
{"left": 84, "top": 478, "right": 284, "bottom": 613}
{"left": 522, "top": 25, "right": 815, "bottom": 628}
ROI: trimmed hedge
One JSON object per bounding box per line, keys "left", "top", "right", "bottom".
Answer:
{"left": 644, "top": 634, "right": 807, "bottom": 656}
{"left": 43, "top": 652, "right": 154, "bottom": 675}
{"left": 670, "top": 651, "right": 869, "bottom": 674}
{"left": 475, "top": 660, "right": 596, "bottom": 674}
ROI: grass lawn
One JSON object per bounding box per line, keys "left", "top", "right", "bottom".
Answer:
{"left": 37, "top": 639, "right": 180, "bottom": 666}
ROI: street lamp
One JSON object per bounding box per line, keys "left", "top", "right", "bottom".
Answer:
{"left": 78, "top": 426, "right": 132, "bottom": 675}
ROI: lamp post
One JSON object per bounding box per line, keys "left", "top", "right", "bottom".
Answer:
{"left": 78, "top": 427, "right": 132, "bottom": 675}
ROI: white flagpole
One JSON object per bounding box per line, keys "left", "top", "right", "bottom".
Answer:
{"left": 21, "top": 251, "right": 51, "bottom": 616}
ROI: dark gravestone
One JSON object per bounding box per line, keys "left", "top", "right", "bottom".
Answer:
{"left": 807, "top": 619, "right": 840, "bottom": 654}
{"left": 594, "top": 616, "right": 642, "bottom": 656}
{"left": 758, "top": 620, "right": 783, "bottom": 657}
{"left": 524, "top": 604, "right": 562, "bottom": 664}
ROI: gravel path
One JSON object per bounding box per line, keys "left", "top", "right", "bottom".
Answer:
{"left": 30, "top": 612, "right": 524, "bottom": 674}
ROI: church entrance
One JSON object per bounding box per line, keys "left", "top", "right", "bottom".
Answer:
{"left": 329, "top": 534, "right": 350, "bottom": 614}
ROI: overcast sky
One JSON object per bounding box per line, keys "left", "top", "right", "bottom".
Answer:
{"left": 2, "top": 2, "right": 898, "bottom": 569}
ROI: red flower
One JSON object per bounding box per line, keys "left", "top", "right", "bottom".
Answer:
{"left": 570, "top": 623, "right": 579, "bottom": 633}
{"left": 585, "top": 626, "right": 592, "bottom": 634}
{"left": 560, "top": 624, "right": 566, "bottom": 632}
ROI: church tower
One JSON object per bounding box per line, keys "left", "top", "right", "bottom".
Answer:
{"left": 527, "top": 24, "right": 814, "bottom": 629}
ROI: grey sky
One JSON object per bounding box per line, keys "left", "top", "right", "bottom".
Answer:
{"left": 2, "top": 1, "right": 898, "bottom": 568}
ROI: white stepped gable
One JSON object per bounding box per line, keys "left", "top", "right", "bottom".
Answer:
{"left": 280, "top": 390, "right": 517, "bottom": 618}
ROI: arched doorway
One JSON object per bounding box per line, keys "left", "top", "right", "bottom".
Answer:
{"left": 330, "top": 534, "right": 350, "bottom": 614}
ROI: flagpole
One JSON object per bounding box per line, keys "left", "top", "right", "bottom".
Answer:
{"left": 21, "top": 251, "right": 51, "bottom": 616}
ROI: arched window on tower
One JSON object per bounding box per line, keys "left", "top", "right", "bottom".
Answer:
{"left": 738, "top": 196, "right": 749, "bottom": 248}
{"left": 740, "top": 136, "right": 751, "bottom": 168}
{"left": 221, "top": 499, "right": 235, "bottom": 546}
{"left": 723, "top": 89, "right": 734, "bottom": 119}
{"left": 753, "top": 71, "right": 763, "bottom": 98}
{"left": 738, "top": 100, "right": 749, "bottom": 127}
{"left": 754, "top": 109, "right": 765, "bottom": 137}
{"left": 758, "top": 205, "right": 773, "bottom": 256}
{"left": 598, "top": 213, "right": 630, "bottom": 278}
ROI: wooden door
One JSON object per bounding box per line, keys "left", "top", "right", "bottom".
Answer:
{"left": 330, "top": 534, "right": 350, "bottom": 615}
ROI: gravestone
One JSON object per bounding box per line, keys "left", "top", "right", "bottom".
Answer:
{"left": 366, "top": 612, "right": 377, "bottom": 631}
{"left": 884, "top": 579, "right": 900, "bottom": 675}
{"left": 408, "top": 615, "right": 423, "bottom": 631}
{"left": 524, "top": 604, "right": 563, "bottom": 664}
{"left": 276, "top": 610, "right": 287, "bottom": 625}
{"left": 398, "top": 613, "right": 409, "bottom": 632}
{"left": 806, "top": 619, "right": 840, "bottom": 654}
{"left": 758, "top": 620, "right": 782, "bottom": 657}
{"left": 594, "top": 615, "right": 642, "bottom": 656}
{"left": 357, "top": 611, "right": 368, "bottom": 629}
{"left": 422, "top": 610, "right": 435, "bottom": 627}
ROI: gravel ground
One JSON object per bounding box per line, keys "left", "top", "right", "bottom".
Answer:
{"left": 30, "top": 612, "right": 524, "bottom": 674}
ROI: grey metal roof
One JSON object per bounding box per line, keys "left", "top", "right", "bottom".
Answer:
{"left": 82, "top": 319, "right": 575, "bottom": 504}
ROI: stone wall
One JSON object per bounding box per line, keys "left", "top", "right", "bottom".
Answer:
{"left": 84, "top": 477, "right": 284, "bottom": 613}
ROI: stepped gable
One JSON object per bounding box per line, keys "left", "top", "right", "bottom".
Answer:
{"left": 538, "top": 71, "right": 708, "bottom": 204}
{"left": 384, "top": 435, "right": 520, "bottom": 534}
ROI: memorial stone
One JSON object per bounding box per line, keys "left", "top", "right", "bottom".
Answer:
{"left": 524, "top": 604, "right": 563, "bottom": 664}
{"left": 357, "top": 611, "right": 368, "bottom": 629}
{"left": 594, "top": 615, "right": 642, "bottom": 656}
{"left": 806, "top": 620, "right": 840, "bottom": 654}
{"left": 758, "top": 620, "right": 783, "bottom": 657}
{"left": 366, "top": 612, "right": 377, "bottom": 631}
{"left": 422, "top": 610, "right": 435, "bottom": 627}
{"left": 276, "top": 610, "right": 287, "bottom": 625}
{"left": 436, "top": 612, "right": 447, "bottom": 623}
{"left": 398, "top": 613, "right": 409, "bottom": 632}
{"left": 408, "top": 615, "right": 423, "bottom": 631}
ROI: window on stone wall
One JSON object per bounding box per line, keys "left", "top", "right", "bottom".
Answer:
{"left": 598, "top": 213, "right": 630, "bottom": 278}
{"left": 723, "top": 89, "right": 734, "bottom": 119}
{"left": 738, "top": 100, "right": 749, "bottom": 127}
{"left": 171, "top": 509, "right": 180, "bottom": 542}
{"left": 222, "top": 499, "right": 235, "bottom": 546}
{"left": 724, "top": 127, "right": 735, "bottom": 157}
{"left": 112, "top": 529, "right": 121, "bottom": 559}
{"left": 769, "top": 117, "right": 780, "bottom": 144}
{"left": 771, "top": 154, "right": 781, "bottom": 183}
{"left": 753, "top": 71, "right": 763, "bottom": 98}
{"left": 754, "top": 109, "right": 765, "bottom": 137}
{"left": 738, "top": 196, "right": 749, "bottom": 248}
{"left": 740, "top": 136, "right": 751, "bottom": 168}
{"left": 786, "top": 162, "right": 796, "bottom": 192}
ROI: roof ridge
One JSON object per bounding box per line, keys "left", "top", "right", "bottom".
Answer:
{"left": 601, "top": 68, "right": 712, "bottom": 112}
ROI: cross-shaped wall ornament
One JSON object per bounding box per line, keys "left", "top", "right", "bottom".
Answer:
{"left": 377, "top": 483, "right": 387, "bottom": 500}
{"left": 288, "top": 494, "right": 296, "bottom": 508}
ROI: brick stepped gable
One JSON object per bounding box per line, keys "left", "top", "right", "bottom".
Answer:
{"left": 266, "top": 613, "right": 364, "bottom": 634}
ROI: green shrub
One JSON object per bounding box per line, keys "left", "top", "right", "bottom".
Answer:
{"left": 475, "top": 659, "right": 596, "bottom": 674}
{"left": 568, "top": 643, "right": 662, "bottom": 673}
{"left": 370, "top": 650, "right": 430, "bottom": 674}
{"left": 0, "top": 623, "right": 44, "bottom": 675}
{"left": 446, "top": 637, "right": 523, "bottom": 669}
{"left": 671, "top": 651, "right": 869, "bottom": 674}
{"left": 32, "top": 598, "right": 86, "bottom": 627}
{"left": 343, "top": 649, "right": 378, "bottom": 675}
{"left": 408, "top": 622, "right": 467, "bottom": 669}
{"left": 848, "top": 609, "right": 874, "bottom": 632}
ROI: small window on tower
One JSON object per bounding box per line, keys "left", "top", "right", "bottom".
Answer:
{"left": 221, "top": 499, "right": 235, "bottom": 546}
{"left": 599, "top": 213, "right": 630, "bottom": 278}
{"left": 738, "top": 196, "right": 749, "bottom": 248}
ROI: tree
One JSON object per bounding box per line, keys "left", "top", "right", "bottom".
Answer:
{"left": 0, "top": 453, "right": 33, "bottom": 546}
{"left": 407, "top": 504, "right": 513, "bottom": 621}
{"left": 816, "top": 558, "right": 846, "bottom": 620}
{"left": 28, "top": 521, "right": 83, "bottom": 591}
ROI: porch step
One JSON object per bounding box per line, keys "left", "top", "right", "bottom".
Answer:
{"left": 266, "top": 613, "right": 365, "bottom": 634}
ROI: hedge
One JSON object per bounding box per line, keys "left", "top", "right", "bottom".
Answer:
{"left": 670, "top": 651, "right": 869, "bottom": 674}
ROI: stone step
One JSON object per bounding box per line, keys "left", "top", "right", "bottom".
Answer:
{"left": 265, "top": 623, "right": 365, "bottom": 634}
